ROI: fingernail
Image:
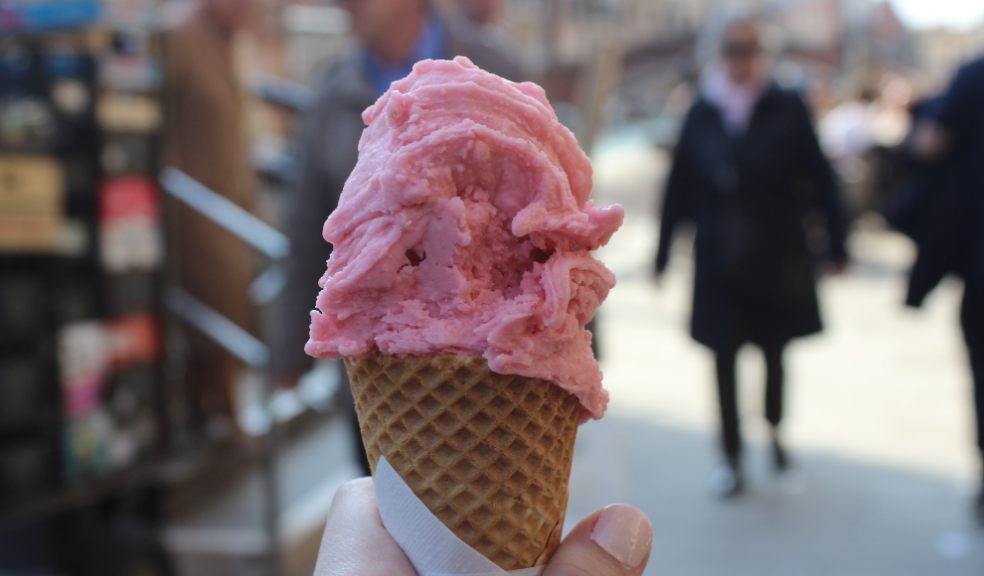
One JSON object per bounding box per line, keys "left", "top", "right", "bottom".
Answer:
{"left": 590, "top": 504, "right": 653, "bottom": 569}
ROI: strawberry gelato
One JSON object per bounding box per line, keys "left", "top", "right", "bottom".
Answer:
{"left": 305, "top": 57, "right": 623, "bottom": 419}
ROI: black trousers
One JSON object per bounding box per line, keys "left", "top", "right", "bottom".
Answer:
{"left": 962, "top": 284, "right": 984, "bottom": 455}
{"left": 715, "top": 344, "right": 785, "bottom": 459}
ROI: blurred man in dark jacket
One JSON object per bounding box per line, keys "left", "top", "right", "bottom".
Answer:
{"left": 655, "top": 19, "right": 848, "bottom": 498}
{"left": 276, "top": 0, "right": 523, "bottom": 474}
{"left": 911, "top": 55, "right": 984, "bottom": 522}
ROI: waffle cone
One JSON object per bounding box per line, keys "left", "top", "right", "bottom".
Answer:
{"left": 345, "top": 354, "right": 580, "bottom": 570}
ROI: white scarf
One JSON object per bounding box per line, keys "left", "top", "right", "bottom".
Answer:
{"left": 702, "top": 67, "right": 769, "bottom": 136}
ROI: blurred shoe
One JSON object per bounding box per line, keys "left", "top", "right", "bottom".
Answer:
{"left": 708, "top": 460, "right": 744, "bottom": 499}
{"left": 772, "top": 436, "right": 790, "bottom": 473}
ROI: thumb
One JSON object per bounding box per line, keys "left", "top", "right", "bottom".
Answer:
{"left": 544, "top": 505, "right": 653, "bottom": 576}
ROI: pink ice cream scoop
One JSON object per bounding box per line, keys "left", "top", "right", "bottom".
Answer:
{"left": 305, "top": 56, "right": 623, "bottom": 419}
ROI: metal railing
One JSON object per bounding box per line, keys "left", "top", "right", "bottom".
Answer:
{"left": 160, "top": 166, "right": 288, "bottom": 576}
{"left": 160, "top": 167, "right": 290, "bottom": 307}
{"left": 160, "top": 168, "right": 289, "bottom": 261}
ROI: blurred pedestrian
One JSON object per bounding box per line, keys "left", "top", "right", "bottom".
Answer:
{"left": 909, "top": 55, "right": 984, "bottom": 523}
{"left": 165, "top": 0, "right": 254, "bottom": 439}
{"left": 275, "top": 0, "right": 524, "bottom": 475}
{"left": 654, "top": 18, "right": 848, "bottom": 498}
{"left": 822, "top": 83, "right": 912, "bottom": 218}
{"left": 820, "top": 87, "right": 878, "bottom": 164}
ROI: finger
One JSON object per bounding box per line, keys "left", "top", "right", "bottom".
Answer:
{"left": 544, "top": 505, "right": 653, "bottom": 576}
{"left": 313, "top": 478, "right": 416, "bottom": 576}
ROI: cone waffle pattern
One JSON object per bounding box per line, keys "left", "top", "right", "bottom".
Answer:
{"left": 345, "top": 354, "right": 580, "bottom": 570}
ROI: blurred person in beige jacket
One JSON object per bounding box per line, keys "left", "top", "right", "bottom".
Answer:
{"left": 165, "top": 0, "right": 255, "bottom": 438}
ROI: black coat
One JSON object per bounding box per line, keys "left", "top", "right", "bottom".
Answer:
{"left": 903, "top": 57, "right": 984, "bottom": 344}
{"left": 912, "top": 59, "right": 984, "bottom": 294}
{"left": 655, "top": 84, "right": 848, "bottom": 352}
{"left": 943, "top": 58, "right": 984, "bottom": 295}
{"left": 893, "top": 97, "right": 967, "bottom": 307}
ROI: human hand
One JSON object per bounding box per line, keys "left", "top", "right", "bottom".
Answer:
{"left": 314, "top": 478, "right": 653, "bottom": 576}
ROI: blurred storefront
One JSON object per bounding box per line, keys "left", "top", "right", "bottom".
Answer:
{"left": 0, "top": 2, "right": 347, "bottom": 574}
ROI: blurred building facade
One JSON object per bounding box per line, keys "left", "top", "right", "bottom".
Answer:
{"left": 268, "top": 0, "right": 980, "bottom": 131}
{"left": 614, "top": 0, "right": 919, "bottom": 121}
{"left": 917, "top": 23, "right": 984, "bottom": 87}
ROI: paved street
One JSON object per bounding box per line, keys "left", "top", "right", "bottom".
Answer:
{"left": 564, "top": 139, "right": 984, "bottom": 575}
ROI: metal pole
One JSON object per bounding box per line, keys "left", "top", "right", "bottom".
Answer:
{"left": 161, "top": 166, "right": 286, "bottom": 575}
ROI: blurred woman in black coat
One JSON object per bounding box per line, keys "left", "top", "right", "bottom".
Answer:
{"left": 655, "top": 19, "right": 848, "bottom": 497}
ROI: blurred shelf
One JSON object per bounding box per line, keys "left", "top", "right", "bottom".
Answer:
{"left": 0, "top": 422, "right": 50, "bottom": 443}
{"left": 0, "top": 463, "right": 166, "bottom": 525}
{"left": 0, "top": 252, "right": 98, "bottom": 269}
{"left": 0, "top": 404, "right": 338, "bottom": 526}
{"left": 0, "top": 339, "right": 51, "bottom": 355}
